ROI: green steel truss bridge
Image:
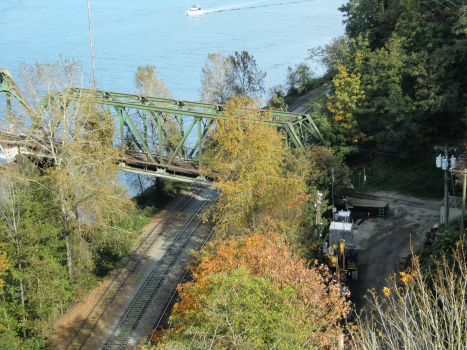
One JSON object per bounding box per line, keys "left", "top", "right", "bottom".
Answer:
{"left": 0, "top": 68, "right": 326, "bottom": 183}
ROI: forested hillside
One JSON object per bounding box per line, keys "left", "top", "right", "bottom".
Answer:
{"left": 284, "top": 0, "right": 467, "bottom": 195}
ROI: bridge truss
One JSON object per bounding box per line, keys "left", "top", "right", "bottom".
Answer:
{"left": 0, "top": 68, "right": 326, "bottom": 183}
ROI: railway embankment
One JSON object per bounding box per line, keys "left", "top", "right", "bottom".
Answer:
{"left": 48, "top": 183, "right": 217, "bottom": 350}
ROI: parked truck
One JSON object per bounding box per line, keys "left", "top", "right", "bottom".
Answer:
{"left": 323, "top": 210, "right": 359, "bottom": 284}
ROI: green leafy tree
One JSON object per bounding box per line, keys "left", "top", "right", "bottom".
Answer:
{"left": 338, "top": 0, "right": 467, "bottom": 155}
{"left": 0, "top": 170, "right": 68, "bottom": 337}
{"left": 229, "top": 51, "right": 266, "bottom": 98}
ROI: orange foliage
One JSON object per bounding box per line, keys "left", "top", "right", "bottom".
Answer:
{"left": 0, "top": 243, "right": 9, "bottom": 289}
{"left": 168, "top": 232, "right": 350, "bottom": 347}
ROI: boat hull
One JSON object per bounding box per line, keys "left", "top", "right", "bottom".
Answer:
{"left": 187, "top": 10, "right": 204, "bottom": 15}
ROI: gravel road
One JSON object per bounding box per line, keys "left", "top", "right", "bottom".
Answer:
{"left": 346, "top": 192, "right": 441, "bottom": 312}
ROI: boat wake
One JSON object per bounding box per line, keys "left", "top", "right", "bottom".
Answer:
{"left": 203, "top": 0, "right": 316, "bottom": 14}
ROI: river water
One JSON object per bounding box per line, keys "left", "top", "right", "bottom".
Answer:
{"left": 1, "top": 0, "right": 345, "bottom": 100}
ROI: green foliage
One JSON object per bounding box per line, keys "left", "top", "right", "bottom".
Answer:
{"left": 168, "top": 267, "right": 313, "bottom": 349}
{"left": 229, "top": 51, "right": 266, "bottom": 98}
{"left": 337, "top": 0, "right": 467, "bottom": 156}
{"left": 418, "top": 228, "right": 465, "bottom": 282}
{"left": 327, "top": 65, "right": 366, "bottom": 143}
{"left": 0, "top": 328, "right": 45, "bottom": 350}
{"left": 350, "top": 152, "right": 444, "bottom": 196}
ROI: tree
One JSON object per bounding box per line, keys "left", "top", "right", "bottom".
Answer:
{"left": 265, "top": 84, "right": 287, "bottom": 111}
{"left": 134, "top": 65, "right": 172, "bottom": 98}
{"left": 326, "top": 65, "right": 366, "bottom": 144}
{"left": 13, "top": 59, "right": 135, "bottom": 283}
{"left": 355, "top": 35, "right": 423, "bottom": 154}
{"left": 337, "top": 0, "right": 467, "bottom": 155}
{"left": 201, "top": 95, "right": 308, "bottom": 239}
{"left": 0, "top": 245, "right": 9, "bottom": 291}
{"left": 155, "top": 232, "right": 350, "bottom": 349}
{"left": 229, "top": 51, "right": 266, "bottom": 98}
{"left": 0, "top": 169, "right": 67, "bottom": 337}
{"left": 199, "top": 52, "right": 266, "bottom": 104}
{"left": 199, "top": 53, "right": 234, "bottom": 104}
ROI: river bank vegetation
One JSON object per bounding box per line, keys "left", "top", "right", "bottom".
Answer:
{"left": 0, "top": 61, "right": 187, "bottom": 349}
{"left": 284, "top": 0, "right": 467, "bottom": 197}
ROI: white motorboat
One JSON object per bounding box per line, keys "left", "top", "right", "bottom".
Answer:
{"left": 187, "top": 4, "right": 204, "bottom": 16}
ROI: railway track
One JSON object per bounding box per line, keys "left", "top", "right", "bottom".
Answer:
{"left": 101, "top": 188, "right": 218, "bottom": 349}
{"left": 148, "top": 222, "right": 219, "bottom": 346}
{"left": 65, "top": 182, "right": 209, "bottom": 350}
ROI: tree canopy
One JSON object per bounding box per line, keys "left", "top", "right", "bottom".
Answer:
{"left": 153, "top": 232, "right": 349, "bottom": 349}
{"left": 199, "top": 51, "right": 266, "bottom": 103}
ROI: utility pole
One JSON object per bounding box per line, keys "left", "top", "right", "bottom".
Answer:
{"left": 435, "top": 146, "right": 457, "bottom": 226}
{"left": 451, "top": 168, "right": 466, "bottom": 234}
{"left": 316, "top": 191, "right": 323, "bottom": 237}
{"left": 87, "top": 0, "right": 97, "bottom": 89}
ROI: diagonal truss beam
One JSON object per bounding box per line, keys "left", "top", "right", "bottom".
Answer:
{"left": 0, "top": 68, "right": 327, "bottom": 180}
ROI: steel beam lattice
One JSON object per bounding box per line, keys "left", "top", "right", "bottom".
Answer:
{"left": 0, "top": 68, "right": 327, "bottom": 182}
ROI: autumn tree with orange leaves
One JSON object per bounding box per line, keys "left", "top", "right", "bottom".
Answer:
{"left": 0, "top": 244, "right": 9, "bottom": 290}
{"left": 150, "top": 232, "right": 350, "bottom": 349}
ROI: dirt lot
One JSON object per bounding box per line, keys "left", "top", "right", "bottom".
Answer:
{"left": 346, "top": 192, "right": 441, "bottom": 312}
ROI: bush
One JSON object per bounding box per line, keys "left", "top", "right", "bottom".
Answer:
{"left": 352, "top": 239, "right": 467, "bottom": 349}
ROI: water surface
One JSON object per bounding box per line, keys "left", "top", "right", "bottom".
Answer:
{"left": 1, "top": 0, "right": 345, "bottom": 100}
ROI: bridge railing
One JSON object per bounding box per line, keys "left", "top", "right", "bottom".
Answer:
{"left": 0, "top": 68, "right": 327, "bottom": 181}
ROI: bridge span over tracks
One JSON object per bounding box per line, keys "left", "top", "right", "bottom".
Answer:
{"left": 0, "top": 68, "right": 326, "bottom": 183}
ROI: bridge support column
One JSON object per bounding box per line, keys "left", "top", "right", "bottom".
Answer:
{"left": 198, "top": 118, "right": 202, "bottom": 172}
{"left": 158, "top": 113, "right": 163, "bottom": 165}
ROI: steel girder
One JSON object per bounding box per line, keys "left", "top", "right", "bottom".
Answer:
{"left": 64, "top": 87, "right": 327, "bottom": 148}
{"left": 0, "top": 68, "right": 327, "bottom": 180}
{"left": 0, "top": 68, "right": 36, "bottom": 119}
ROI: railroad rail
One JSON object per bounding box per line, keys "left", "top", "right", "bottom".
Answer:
{"left": 102, "top": 188, "right": 218, "bottom": 349}
{"left": 149, "top": 221, "right": 220, "bottom": 345}
{"left": 65, "top": 182, "right": 209, "bottom": 349}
